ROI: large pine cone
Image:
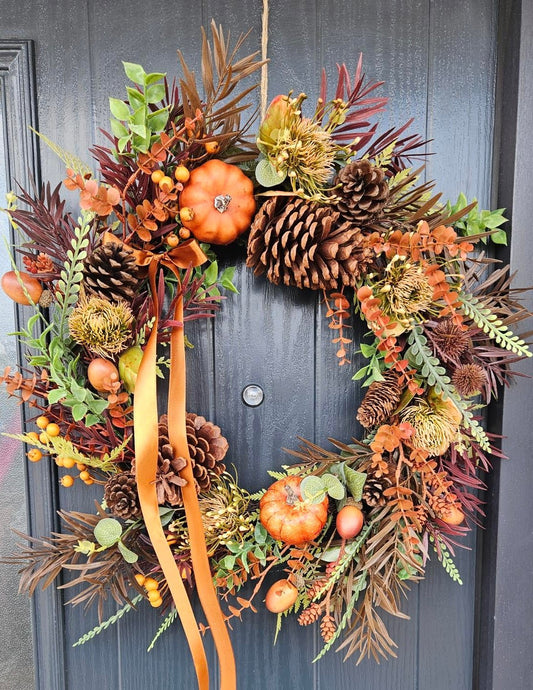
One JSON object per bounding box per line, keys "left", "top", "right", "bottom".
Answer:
{"left": 104, "top": 472, "right": 141, "bottom": 520}
{"left": 84, "top": 241, "right": 140, "bottom": 303}
{"left": 356, "top": 370, "right": 403, "bottom": 429}
{"left": 246, "top": 196, "right": 373, "bottom": 290}
{"left": 154, "top": 413, "right": 229, "bottom": 506}
{"left": 335, "top": 160, "right": 389, "bottom": 225}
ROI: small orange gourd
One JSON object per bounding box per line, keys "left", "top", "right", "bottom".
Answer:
{"left": 179, "top": 159, "right": 255, "bottom": 245}
{"left": 259, "top": 476, "right": 329, "bottom": 546}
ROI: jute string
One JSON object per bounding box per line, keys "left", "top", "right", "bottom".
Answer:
{"left": 260, "top": 0, "right": 269, "bottom": 119}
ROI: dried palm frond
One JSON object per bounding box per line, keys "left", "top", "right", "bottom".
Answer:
{"left": 178, "top": 21, "right": 266, "bottom": 150}
{"left": 3, "top": 510, "right": 139, "bottom": 621}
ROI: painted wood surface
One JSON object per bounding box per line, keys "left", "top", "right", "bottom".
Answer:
{"left": 0, "top": 1, "right": 516, "bottom": 688}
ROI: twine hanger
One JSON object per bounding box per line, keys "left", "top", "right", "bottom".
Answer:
{"left": 260, "top": 0, "right": 269, "bottom": 120}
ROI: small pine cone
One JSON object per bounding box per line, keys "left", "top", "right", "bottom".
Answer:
{"left": 452, "top": 363, "right": 487, "bottom": 397}
{"left": 320, "top": 614, "right": 337, "bottom": 643}
{"left": 104, "top": 472, "right": 141, "bottom": 520}
{"left": 356, "top": 370, "right": 403, "bottom": 429}
{"left": 38, "top": 289, "right": 54, "bottom": 308}
{"left": 307, "top": 577, "right": 328, "bottom": 601}
{"left": 247, "top": 196, "right": 373, "bottom": 291}
{"left": 361, "top": 474, "right": 392, "bottom": 509}
{"left": 335, "top": 160, "right": 390, "bottom": 225}
{"left": 84, "top": 241, "right": 140, "bottom": 303}
{"left": 298, "top": 603, "right": 321, "bottom": 626}
{"left": 156, "top": 420, "right": 188, "bottom": 506}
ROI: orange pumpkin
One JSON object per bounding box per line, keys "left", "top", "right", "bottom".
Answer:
{"left": 259, "top": 476, "right": 329, "bottom": 546}
{"left": 179, "top": 159, "right": 255, "bottom": 245}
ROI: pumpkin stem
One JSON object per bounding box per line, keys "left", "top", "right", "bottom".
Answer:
{"left": 213, "top": 194, "right": 232, "bottom": 213}
{"left": 284, "top": 485, "right": 300, "bottom": 506}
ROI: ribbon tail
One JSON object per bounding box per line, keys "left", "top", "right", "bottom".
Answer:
{"left": 168, "top": 296, "right": 237, "bottom": 690}
{"left": 134, "top": 266, "right": 209, "bottom": 690}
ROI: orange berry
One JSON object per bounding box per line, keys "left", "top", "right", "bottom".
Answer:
{"left": 179, "top": 207, "right": 194, "bottom": 223}
{"left": 36, "top": 415, "right": 49, "bottom": 429}
{"left": 147, "top": 590, "right": 161, "bottom": 602}
{"left": 83, "top": 478, "right": 94, "bottom": 486}
{"left": 27, "top": 449, "right": 42, "bottom": 463}
{"left": 26, "top": 431, "right": 40, "bottom": 443}
{"left": 76, "top": 463, "right": 87, "bottom": 471}
{"left": 79, "top": 470, "right": 91, "bottom": 481}
{"left": 60, "top": 475, "right": 75, "bottom": 488}
{"left": 134, "top": 573, "right": 146, "bottom": 587}
{"left": 149, "top": 597, "right": 163, "bottom": 608}
{"left": 39, "top": 432, "right": 49, "bottom": 444}
{"left": 55, "top": 456, "right": 65, "bottom": 467}
{"left": 203, "top": 140, "right": 220, "bottom": 154}
{"left": 174, "top": 165, "right": 190, "bottom": 183}
{"left": 178, "top": 227, "right": 191, "bottom": 240}
{"left": 144, "top": 577, "right": 159, "bottom": 592}
{"left": 62, "top": 457, "right": 76, "bottom": 469}
{"left": 158, "top": 175, "right": 173, "bottom": 193}
{"left": 166, "top": 233, "right": 179, "bottom": 247}
{"left": 45, "top": 423, "right": 60, "bottom": 437}
{"left": 151, "top": 169, "right": 165, "bottom": 184}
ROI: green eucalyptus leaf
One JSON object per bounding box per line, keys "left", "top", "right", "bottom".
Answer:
{"left": 117, "top": 540, "right": 138, "bottom": 563}
{"left": 300, "top": 475, "right": 326, "bottom": 504}
{"left": 203, "top": 261, "right": 218, "bottom": 286}
{"left": 320, "top": 545, "right": 342, "bottom": 562}
{"left": 94, "top": 518, "right": 123, "bottom": 547}
{"left": 71, "top": 403, "right": 88, "bottom": 421}
{"left": 255, "top": 158, "right": 286, "bottom": 187}
{"left": 345, "top": 467, "right": 367, "bottom": 502}
{"left": 321, "top": 473, "right": 345, "bottom": 500}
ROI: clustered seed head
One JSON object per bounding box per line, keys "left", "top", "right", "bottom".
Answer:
{"left": 69, "top": 294, "right": 133, "bottom": 357}
{"left": 452, "top": 363, "right": 487, "bottom": 397}
{"left": 430, "top": 318, "right": 471, "bottom": 363}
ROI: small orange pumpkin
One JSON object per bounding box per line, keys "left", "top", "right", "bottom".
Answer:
{"left": 179, "top": 159, "right": 255, "bottom": 245}
{"left": 259, "top": 476, "right": 329, "bottom": 546}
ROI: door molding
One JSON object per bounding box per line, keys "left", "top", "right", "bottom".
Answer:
{"left": 475, "top": 0, "right": 533, "bottom": 687}
{"left": 0, "top": 39, "right": 66, "bottom": 690}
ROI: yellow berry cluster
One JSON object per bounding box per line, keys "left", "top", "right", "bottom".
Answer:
{"left": 134, "top": 573, "right": 163, "bottom": 608}
{"left": 27, "top": 415, "right": 94, "bottom": 488}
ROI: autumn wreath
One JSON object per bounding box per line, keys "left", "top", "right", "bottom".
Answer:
{"left": 1, "top": 22, "right": 530, "bottom": 688}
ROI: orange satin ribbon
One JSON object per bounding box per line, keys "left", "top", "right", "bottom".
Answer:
{"left": 121, "top": 234, "right": 236, "bottom": 690}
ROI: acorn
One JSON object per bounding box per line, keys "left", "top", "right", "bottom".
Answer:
{"left": 87, "top": 358, "right": 120, "bottom": 392}
{"left": 1, "top": 270, "right": 43, "bottom": 305}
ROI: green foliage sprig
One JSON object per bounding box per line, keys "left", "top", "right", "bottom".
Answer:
{"left": 110, "top": 62, "right": 169, "bottom": 153}
{"left": 446, "top": 193, "right": 508, "bottom": 245}
{"left": 430, "top": 535, "right": 463, "bottom": 585}
{"left": 72, "top": 594, "right": 143, "bottom": 647}
{"left": 147, "top": 608, "right": 178, "bottom": 652}
{"left": 459, "top": 292, "right": 532, "bottom": 357}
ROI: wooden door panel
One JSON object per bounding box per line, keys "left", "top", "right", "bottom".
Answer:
{"left": 0, "top": 1, "right": 500, "bottom": 687}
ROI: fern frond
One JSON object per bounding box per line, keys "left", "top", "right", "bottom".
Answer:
{"left": 72, "top": 594, "right": 143, "bottom": 647}
{"left": 266, "top": 470, "right": 287, "bottom": 480}
{"left": 430, "top": 535, "right": 463, "bottom": 584}
{"left": 53, "top": 210, "right": 93, "bottom": 340}
{"left": 147, "top": 607, "right": 177, "bottom": 652}
{"left": 30, "top": 127, "right": 92, "bottom": 177}
{"left": 407, "top": 325, "right": 491, "bottom": 450}
{"left": 459, "top": 292, "right": 532, "bottom": 357}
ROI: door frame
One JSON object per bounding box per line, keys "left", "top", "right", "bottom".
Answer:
{"left": 1, "top": 0, "right": 531, "bottom": 686}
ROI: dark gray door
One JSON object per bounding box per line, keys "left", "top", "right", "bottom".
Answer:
{"left": 1, "top": 1, "right": 531, "bottom": 689}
